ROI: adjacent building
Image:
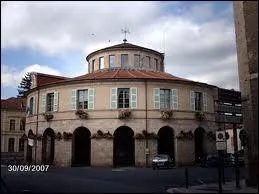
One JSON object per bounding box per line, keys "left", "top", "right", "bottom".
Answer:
{"left": 1, "top": 97, "right": 26, "bottom": 154}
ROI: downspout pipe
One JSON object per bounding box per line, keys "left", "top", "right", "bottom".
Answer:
{"left": 34, "top": 89, "right": 40, "bottom": 164}
{"left": 145, "top": 80, "right": 148, "bottom": 167}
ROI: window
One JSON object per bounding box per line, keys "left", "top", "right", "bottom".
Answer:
{"left": 20, "top": 119, "right": 25, "bottom": 131}
{"left": 99, "top": 57, "right": 104, "bottom": 69}
{"left": 160, "top": 89, "right": 171, "bottom": 109}
{"left": 10, "top": 119, "right": 15, "bottom": 131}
{"left": 118, "top": 88, "right": 130, "bottom": 108}
{"left": 92, "top": 59, "right": 95, "bottom": 72}
{"left": 195, "top": 92, "right": 202, "bottom": 111}
{"left": 121, "top": 54, "right": 128, "bottom": 67}
{"left": 146, "top": 56, "right": 151, "bottom": 69}
{"left": 77, "top": 90, "right": 88, "bottom": 109}
{"left": 29, "top": 97, "right": 33, "bottom": 115}
{"left": 155, "top": 58, "right": 158, "bottom": 71}
{"left": 134, "top": 55, "right": 140, "bottom": 67}
{"left": 109, "top": 55, "right": 116, "bottom": 68}
{"left": 46, "top": 93, "right": 54, "bottom": 112}
{"left": 8, "top": 138, "right": 15, "bottom": 152}
{"left": 19, "top": 138, "right": 24, "bottom": 152}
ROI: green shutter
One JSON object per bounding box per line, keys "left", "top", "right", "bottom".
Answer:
{"left": 88, "top": 88, "right": 95, "bottom": 110}
{"left": 110, "top": 88, "right": 117, "bottom": 109}
{"left": 130, "top": 87, "right": 138, "bottom": 109}
{"left": 53, "top": 92, "right": 59, "bottom": 112}
{"left": 171, "top": 89, "right": 179, "bottom": 110}
{"left": 203, "top": 92, "right": 208, "bottom": 112}
{"left": 71, "top": 90, "right": 77, "bottom": 110}
{"left": 153, "top": 88, "right": 160, "bottom": 109}
{"left": 42, "top": 93, "right": 46, "bottom": 113}
{"left": 190, "top": 90, "right": 195, "bottom": 111}
{"left": 33, "top": 96, "right": 36, "bottom": 114}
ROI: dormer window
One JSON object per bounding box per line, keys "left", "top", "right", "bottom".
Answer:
{"left": 99, "top": 57, "right": 104, "bottom": 70}
{"left": 121, "top": 54, "right": 128, "bottom": 68}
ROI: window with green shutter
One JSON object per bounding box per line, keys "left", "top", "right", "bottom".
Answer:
{"left": 203, "top": 92, "right": 208, "bottom": 112}
{"left": 110, "top": 88, "right": 117, "bottom": 109}
{"left": 130, "top": 87, "right": 137, "bottom": 109}
{"left": 171, "top": 89, "right": 179, "bottom": 110}
{"left": 153, "top": 88, "right": 160, "bottom": 109}
{"left": 88, "top": 88, "right": 95, "bottom": 110}
{"left": 190, "top": 90, "right": 195, "bottom": 111}
{"left": 71, "top": 90, "right": 77, "bottom": 110}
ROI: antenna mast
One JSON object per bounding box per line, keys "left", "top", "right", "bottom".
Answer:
{"left": 121, "top": 27, "right": 130, "bottom": 43}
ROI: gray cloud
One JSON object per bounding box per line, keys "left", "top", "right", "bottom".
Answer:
{"left": 1, "top": 1, "right": 239, "bottom": 90}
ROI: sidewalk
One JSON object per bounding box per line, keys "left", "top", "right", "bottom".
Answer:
{"left": 166, "top": 179, "right": 258, "bottom": 193}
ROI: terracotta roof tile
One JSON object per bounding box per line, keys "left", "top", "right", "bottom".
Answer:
{"left": 1, "top": 97, "right": 26, "bottom": 111}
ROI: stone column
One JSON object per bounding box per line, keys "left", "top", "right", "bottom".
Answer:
{"left": 233, "top": 1, "right": 258, "bottom": 187}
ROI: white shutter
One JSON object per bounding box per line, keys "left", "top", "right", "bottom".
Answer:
{"left": 110, "top": 88, "right": 117, "bottom": 109}
{"left": 190, "top": 90, "right": 195, "bottom": 111}
{"left": 203, "top": 92, "right": 208, "bottom": 112}
{"left": 88, "top": 88, "right": 95, "bottom": 110}
{"left": 130, "top": 87, "right": 138, "bottom": 109}
{"left": 71, "top": 90, "right": 77, "bottom": 110}
{"left": 33, "top": 96, "right": 36, "bottom": 114}
{"left": 153, "top": 88, "right": 160, "bottom": 109}
{"left": 171, "top": 89, "right": 179, "bottom": 110}
{"left": 42, "top": 93, "right": 46, "bottom": 113}
{"left": 53, "top": 92, "right": 59, "bottom": 112}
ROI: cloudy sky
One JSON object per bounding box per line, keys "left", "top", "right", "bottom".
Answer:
{"left": 1, "top": 1, "right": 239, "bottom": 99}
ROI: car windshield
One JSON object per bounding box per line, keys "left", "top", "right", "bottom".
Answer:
{"left": 154, "top": 155, "right": 168, "bottom": 159}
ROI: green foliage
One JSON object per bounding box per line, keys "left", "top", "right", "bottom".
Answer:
{"left": 17, "top": 72, "right": 32, "bottom": 97}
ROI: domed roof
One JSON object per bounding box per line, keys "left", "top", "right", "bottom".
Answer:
{"left": 86, "top": 42, "right": 164, "bottom": 61}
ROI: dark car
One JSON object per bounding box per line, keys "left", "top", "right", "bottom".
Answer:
{"left": 152, "top": 154, "right": 174, "bottom": 169}
{"left": 199, "top": 153, "right": 234, "bottom": 168}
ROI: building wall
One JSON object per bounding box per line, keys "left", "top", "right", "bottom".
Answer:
{"left": 1, "top": 110, "right": 26, "bottom": 153}
{"left": 25, "top": 69, "right": 219, "bottom": 167}
{"left": 87, "top": 50, "right": 163, "bottom": 72}
{"left": 233, "top": 1, "right": 258, "bottom": 187}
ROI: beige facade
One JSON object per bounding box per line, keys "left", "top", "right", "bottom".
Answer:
{"left": 87, "top": 44, "right": 164, "bottom": 73}
{"left": 25, "top": 78, "right": 219, "bottom": 167}
{"left": 1, "top": 108, "right": 26, "bottom": 153}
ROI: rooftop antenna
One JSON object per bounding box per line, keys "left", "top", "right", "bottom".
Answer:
{"left": 121, "top": 27, "right": 130, "bottom": 43}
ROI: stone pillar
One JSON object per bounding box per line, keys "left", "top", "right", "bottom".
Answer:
{"left": 233, "top": 1, "right": 258, "bottom": 187}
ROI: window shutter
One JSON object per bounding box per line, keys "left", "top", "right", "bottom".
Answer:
{"left": 110, "top": 88, "right": 117, "bottom": 109}
{"left": 33, "top": 97, "right": 36, "bottom": 114}
{"left": 130, "top": 87, "right": 138, "bottom": 109}
{"left": 171, "top": 89, "right": 179, "bottom": 110}
{"left": 88, "top": 88, "right": 95, "bottom": 110}
{"left": 71, "top": 90, "right": 77, "bottom": 110}
{"left": 153, "top": 88, "right": 160, "bottom": 109}
{"left": 203, "top": 92, "right": 208, "bottom": 112}
{"left": 190, "top": 90, "right": 195, "bottom": 111}
{"left": 53, "top": 92, "right": 59, "bottom": 112}
{"left": 41, "top": 93, "right": 46, "bottom": 113}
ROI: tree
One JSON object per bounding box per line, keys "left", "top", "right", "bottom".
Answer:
{"left": 17, "top": 72, "right": 32, "bottom": 97}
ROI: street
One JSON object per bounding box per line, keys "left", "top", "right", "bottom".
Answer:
{"left": 1, "top": 166, "right": 245, "bottom": 193}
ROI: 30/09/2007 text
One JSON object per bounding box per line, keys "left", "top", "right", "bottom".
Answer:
{"left": 8, "top": 165, "right": 49, "bottom": 172}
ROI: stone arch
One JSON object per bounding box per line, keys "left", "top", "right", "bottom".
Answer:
{"left": 72, "top": 127, "right": 91, "bottom": 166}
{"left": 113, "top": 126, "right": 135, "bottom": 167}
{"left": 42, "top": 128, "right": 55, "bottom": 164}
{"left": 157, "top": 126, "right": 175, "bottom": 161}
{"left": 194, "top": 127, "right": 205, "bottom": 162}
{"left": 26, "top": 129, "right": 34, "bottom": 164}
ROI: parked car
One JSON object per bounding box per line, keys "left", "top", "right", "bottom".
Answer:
{"left": 199, "top": 153, "right": 234, "bottom": 168}
{"left": 152, "top": 154, "right": 174, "bottom": 169}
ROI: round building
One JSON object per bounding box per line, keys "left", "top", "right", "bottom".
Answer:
{"left": 25, "top": 41, "right": 218, "bottom": 167}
